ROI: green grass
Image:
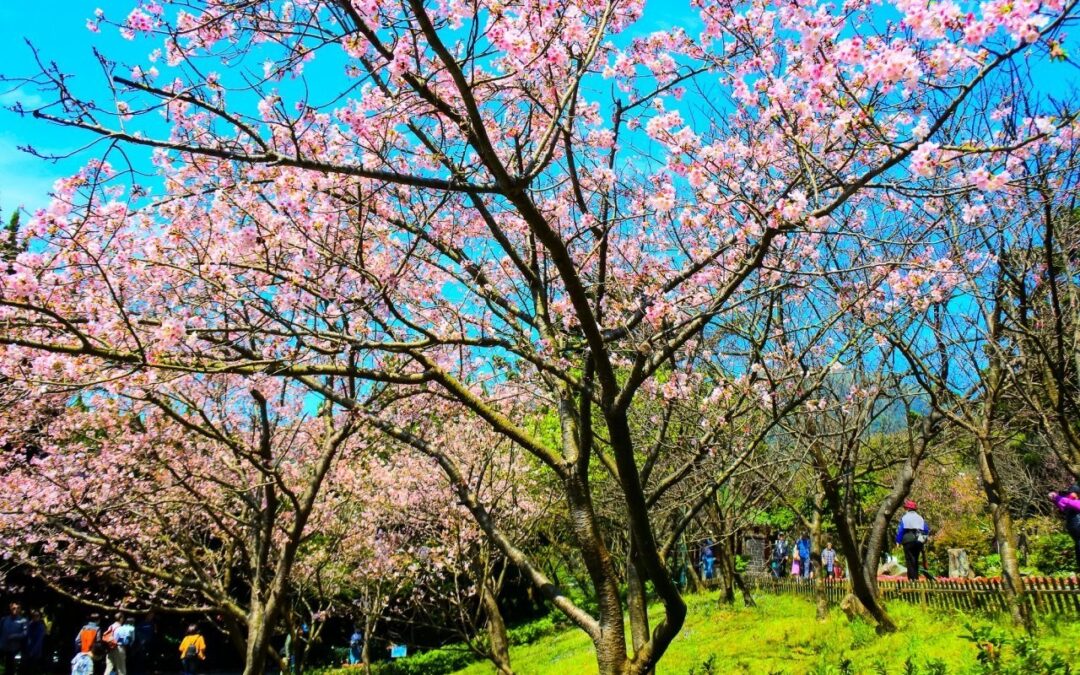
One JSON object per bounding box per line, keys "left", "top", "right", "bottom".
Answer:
{"left": 447, "top": 592, "right": 1080, "bottom": 675}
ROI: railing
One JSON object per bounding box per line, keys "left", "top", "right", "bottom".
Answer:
{"left": 720, "top": 575, "right": 1080, "bottom": 614}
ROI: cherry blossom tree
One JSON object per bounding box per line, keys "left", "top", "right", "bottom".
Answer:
{"left": 0, "top": 374, "right": 362, "bottom": 674}
{"left": 883, "top": 102, "right": 1080, "bottom": 628}
{"left": 3, "top": 0, "right": 1078, "bottom": 671}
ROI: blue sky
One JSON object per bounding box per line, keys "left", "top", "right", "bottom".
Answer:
{"left": 0, "top": 1, "right": 693, "bottom": 218}
{"left": 1, "top": 1, "right": 1075, "bottom": 220}
{"left": 0, "top": 2, "right": 149, "bottom": 217}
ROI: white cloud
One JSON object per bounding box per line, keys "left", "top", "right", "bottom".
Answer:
{"left": 0, "top": 88, "right": 45, "bottom": 110}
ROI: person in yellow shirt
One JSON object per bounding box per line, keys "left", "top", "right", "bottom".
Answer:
{"left": 177, "top": 625, "right": 206, "bottom": 675}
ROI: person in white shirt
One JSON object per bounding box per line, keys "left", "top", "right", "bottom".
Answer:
{"left": 104, "top": 613, "right": 135, "bottom": 675}
{"left": 895, "top": 500, "right": 930, "bottom": 581}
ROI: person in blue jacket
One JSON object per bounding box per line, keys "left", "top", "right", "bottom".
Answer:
{"left": 795, "top": 534, "right": 812, "bottom": 579}
{"left": 700, "top": 539, "right": 716, "bottom": 580}
{"left": 896, "top": 499, "right": 930, "bottom": 581}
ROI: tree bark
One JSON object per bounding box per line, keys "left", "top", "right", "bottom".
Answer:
{"left": 626, "top": 547, "right": 650, "bottom": 655}
{"left": 810, "top": 488, "right": 828, "bottom": 620}
{"left": 828, "top": 489, "right": 896, "bottom": 633}
{"left": 480, "top": 578, "right": 514, "bottom": 675}
{"left": 242, "top": 600, "right": 273, "bottom": 675}
{"left": 976, "top": 435, "right": 1031, "bottom": 630}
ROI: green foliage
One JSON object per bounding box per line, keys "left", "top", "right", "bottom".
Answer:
{"left": 447, "top": 592, "right": 1080, "bottom": 675}
{"left": 1029, "top": 530, "right": 1076, "bottom": 575}
{"left": 974, "top": 553, "right": 1002, "bottom": 578}
{"left": 960, "top": 621, "right": 1074, "bottom": 675}
{"left": 507, "top": 615, "right": 560, "bottom": 646}
{"left": 734, "top": 554, "right": 748, "bottom": 574}
{"left": 752, "top": 506, "right": 796, "bottom": 532}
{"left": 373, "top": 645, "right": 477, "bottom": 675}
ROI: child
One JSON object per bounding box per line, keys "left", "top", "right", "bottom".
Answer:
{"left": 72, "top": 642, "right": 107, "bottom": 675}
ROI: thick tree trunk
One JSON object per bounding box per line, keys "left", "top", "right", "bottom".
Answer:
{"left": 605, "top": 410, "right": 686, "bottom": 673}
{"left": 829, "top": 491, "right": 896, "bottom": 632}
{"left": 243, "top": 601, "right": 273, "bottom": 675}
{"left": 735, "top": 572, "right": 756, "bottom": 607}
{"left": 976, "top": 435, "right": 1031, "bottom": 630}
{"left": 626, "top": 549, "right": 650, "bottom": 655}
{"left": 710, "top": 508, "right": 736, "bottom": 605}
{"left": 563, "top": 466, "right": 629, "bottom": 674}
{"left": 480, "top": 579, "right": 514, "bottom": 675}
{"left": 716, "top": 539, "right": 736, "bottom": 605}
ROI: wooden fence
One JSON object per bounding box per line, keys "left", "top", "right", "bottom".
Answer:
{"left": 727, "top": 575, "right": 1080, "bottom": 614}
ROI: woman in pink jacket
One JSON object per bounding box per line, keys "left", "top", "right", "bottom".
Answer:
{"left": 1048, "top": 483, "right": 1080, "bottom": 572}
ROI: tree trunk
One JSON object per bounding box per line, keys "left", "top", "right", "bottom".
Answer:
{"left": 626, "top": 548, "right": 650, "bottom": 655}
{"left": 828, "top": 490, "right": 896, "bottom": 633}
{"left": 710, "top": 510, "right": 736, "bottom": 605}
{"left": 976, "top": 435, "right": 1031, "bottom": 630}
{"left": 243, "top": 601, "right": 273, "bottom": 675}
{"left": 735, "top": 572, "right": 756, "bottom": 607}
{"left": 360, "top": 612, "right": 377, "bottom": 675}
{"left": 480, "top": 579, "right": 514, "bottom": 675}
{"left": 810, "top": 488, "right": 828, "bottom": 620}
{"left": 716, "top": 539, "right": 736, "bottom": 605}
{"left": 563, "top": 466, "right": 629, "bottom": 674}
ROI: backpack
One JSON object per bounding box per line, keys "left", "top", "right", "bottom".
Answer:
{"left": 101, "top": 625, "right": 119, "bottom": 651}
{"left": 183, "top": 638, "right": 200, "bottom": 659}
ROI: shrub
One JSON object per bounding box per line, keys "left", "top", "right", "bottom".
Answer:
{"left": 372, "top": 646, "right": 477, "bottom": 675}
{"left": 960, "top": 621, "right": 1074, "bottom": 675}
{"left": 1028, "top": 530, "right": 1076, "bottom": 575}
{"left": 507, "top": 613, "right": 560, "bottom": 645}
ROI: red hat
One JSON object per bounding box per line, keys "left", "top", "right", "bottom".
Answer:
{"left": 904, "top": 499, "right": 917, "bottom": 510}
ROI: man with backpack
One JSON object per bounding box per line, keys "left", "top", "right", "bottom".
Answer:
{"left": 796, "top": 534, "right": 812, "bottom": 579}
{"left": 896, "top": 500, "right": 931, "bottom": 581}
{"left": 771, "top": 533, "right": 791, "bottom": 578}
{"left": 74, "top": 615, "right": 104, "bottom": 675}
{"left": 103, "top": 614, "right": 133, "bottom": 675}
{"left": 177, "top": 625, "right": 205, "bottom": 675}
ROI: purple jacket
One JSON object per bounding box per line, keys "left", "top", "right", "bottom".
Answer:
{"left": 1051, "top": 493, "right": 1080, "bottom": 514}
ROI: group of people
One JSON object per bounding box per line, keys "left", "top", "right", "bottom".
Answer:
{"left": 70, "top": 612, "right": 203, "bottom": 675}
{"left": 0, "top": 604, "right": 45, "bottom": 675}
{"left": 770, "top": 533, "right": 841, "bottom": 580}
{"left": 766, "top": 489, "right": 1080, "bottom": 584}
{"left": 770, "top": 501, "right": 931, "bottom": 582}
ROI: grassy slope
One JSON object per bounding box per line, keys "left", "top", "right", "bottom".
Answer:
{"left": 452, "top": 591, "right": 1080, "bottom": 674}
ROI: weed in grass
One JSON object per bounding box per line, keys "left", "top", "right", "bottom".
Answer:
{"left": 685, "top": 654, "right": 717, "bottom": 675}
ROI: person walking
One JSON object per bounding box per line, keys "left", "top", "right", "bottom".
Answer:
{"left": 700, "top": 538, "right": 716, "bottom": 581}
{"left": 21, "top": 611, "right": 44, "bottom": 675}
{"left": 1049, "top": 483, "right": 1080, "bottom": 572}
{"left": 347, "top": 626, "right": 363, "bottom": 666}
{"left": 821, "top": 542, "right": 837, "bottom": 579}
{"left": 75, "top": 615, "right": 104, "bottom": 675}
{"left": 0, "top": 603, "right": 28, "bottom": 675}
{"left": 177, "top": 625, "right": 205, "bottom": 675}
{"left": 796, "top": 534, "right": 812, "bottom": 579}
{"left": 72, "top": 616, "right": 105, "bottom": 675}
{"left": 103, "top": 614, "right": 133, "bottom": 675}
{"left": 896, "top": 499, "right": 930, "bottom": 581}
{"left": 771, "top": 533, "right": 791, "bottom": 578}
